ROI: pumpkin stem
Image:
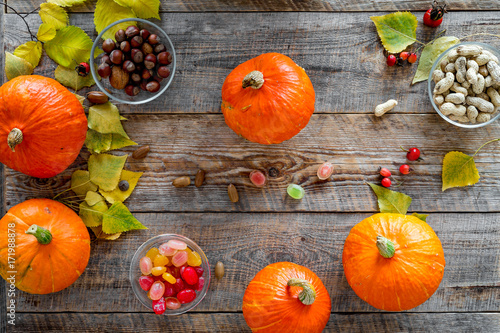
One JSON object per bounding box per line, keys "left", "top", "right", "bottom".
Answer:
{"left": 242, "top": 71, "right": 264, "bottom": 89}
{"left": 287, "top": 278, "right": 316, "bottom": 305}
{"left": 25, "top": 224, "right": 52, "bottom": 245}
{"left": 376, "top": 236, "right": 395, "bottom": 259}
{"left": 7, "top": 128, "right": 23, "bottom": 152}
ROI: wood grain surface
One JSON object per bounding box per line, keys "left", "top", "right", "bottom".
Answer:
{"left": 4, "top": 12, "right": 500, "bottom": 115}
{"left": 7, "top": 0, "right": 500, "bottom": 13}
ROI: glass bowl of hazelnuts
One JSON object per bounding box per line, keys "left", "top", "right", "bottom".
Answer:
{"left": 90, "top": 18, "right": 176, "bottom": 104}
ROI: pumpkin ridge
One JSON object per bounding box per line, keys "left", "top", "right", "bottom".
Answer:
{"left": 16, "top": 249, "right": 43, "bottom": 287}
{"left": 51, "top": 243, "right": 85, "bottom": 277}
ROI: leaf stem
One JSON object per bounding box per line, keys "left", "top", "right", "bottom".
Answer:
{"left": 472, "top": 138, "right": 500, "bottom": 158}
{"left": 53, "top": 180, "right": 92, "bottom": 200}
{"left": 460, "top": 33, "right": 500, "bottom": 41}
{"left": 415, "top": 29, "right": 447, "bottom": 53}
{"left": 0, "top": 2, "right": 38, "bottom": 41}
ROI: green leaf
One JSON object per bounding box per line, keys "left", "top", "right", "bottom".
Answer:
{"left": 90, "top": 225, "right": 121, "bottom": 240}
{"left": 44, "top": 25, "right": 96, "bottom": 68}
{"left": 370, "top": 12, "right": 418, "bottom": 53}
{"left": 37, "top": 23, "right": 57, "bottom": 43}
{"left": 102, "top": 202, "right": 147, "bottom": 234}
{"left": 84, "top": 191, "right": 106, "bottom": 206}
{"left": 13, "top": 41, "right": 43, "bottom": 67}
{"left": 114, "top": 0, "right": 160, "bottom": 20}
{"left": 100, "top": 170, "right": 143, "bottom": 204}
{"left": 54, "top": 65, "right": 97, "bottom": 91}
{"left": 368, "top": 182, "right": 412, "bottom": 215}
{"left": 88, "top": 102, "right": 129, "bottom": 138}
{"left": 39, "top": 3, "right": 68, "bottom": 30}
{"left": 88, "top": 153, "right": 128, "bottom": 191}
{"left": 85, "top": 129, "right": 112, "bottom": 154}
{"left": 5, "top": 52, "right": 34, "bottom": 81}
{"left": 412, "top": 36, "right": 460, "bottom": 84}
{"left": 411, "top": 212, "right": 429, "bottom": 222}
{"left": 442, "top": 151, "right": 480, "bottom": 191}
{"left": 110, "top": 134, "right": 137, "bottom": 150}
{"left": 71, "top": 170, "right": 99, "bottom": 198}
{"left": 79, "top": 194, "right": 109, "bottom": 228}
{"left": 47, "top": 0, "right": 89, "bottom": 6}
{"left": 95, "top": 0, "right": 137, "bottom": 41}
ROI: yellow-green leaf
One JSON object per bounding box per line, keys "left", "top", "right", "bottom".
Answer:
{"left": 37, "top": 23, "right": 57, "bottom": 42}
{"left": 88, "top": 102, "right": 129, "bottom": 138}
{"left": 88, "top": 153, "right": 128, "bottom": 191}
{"left": 114, "top": 0, "right": 160, "bottom": 20}
{"left": 411, "top": 212, "right": 428, "bottom": 222}
{"left": 13, "top": 41, "right": 43, "bottom": 67}
{"left": 442, "top": 151, "right": 480, "bottom": 191}
{"left": 39, "top": 3, "right": 68, "bottom": 30}
{"left": 370, "top": 12, "right": 418, "bottom": 53}
{"left": 5, "top": 52, "right": 34, "bottom": 81}
{"left": 71, "top": 170, "right": 99, "bottom": 198}
{"left": 100, "top": 170, "right": 143, "bottom": 204}
{"left": 54, "top": 65, "right": 97, "bottom": 91}
{"left": 47, "top": 0, "right": 89, "bottom": 6}
{"left": 85, "top": 129, "right": 112, "bottom": 154}
{"left": 44, "top": 25, "right": 96, "bottom": 68}
{"left": 90, "top": 225, "right": 121, "bottom": 240}
{"left": 79, "top": 199, "right": 108, "bottom": 227}
{"left": 73, "top": 93, "right": 85, "bottom": 105}
{"left": 110, "top": 134, "right": 137, "bottom": 150}
{"left": 102, "top": 201, "right": 147, "bottom": 234}
{"left": 95, "top": 0, "right": 137, "bottom": 41}
{"left": 84, "top": 191, "right": 106, "bottom": 206}
{"left": 368, "top": 182, "right": 412, "bottom": 215}
{"left": 412, "top": 36, "right": 460, "bottom": 84}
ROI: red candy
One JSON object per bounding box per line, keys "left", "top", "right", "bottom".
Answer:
{"left": 139, "top": 275, "right": 154, "bottom": 291}
{"left": 181, "top": 267, "right": 199, "bottom": 286}
{"left": 173, "top": 278, "right": 185, "bottom": 294}
{"left": 163, "top": 283, "right": 176, "bottom": 297}
{"left": 193, "top": 266, "right": 204, "bottom": 277}
{"left": 177, "top": 289, "right": 196, "bottom": 304}
{"left": 152, "top": 297, "right": 166, "bottom": 315}
{"left": 165, "top": 297, "right": 181, "bottom": 310}
{"left": 194, "top": 276, "right": 205, "bottom": 291}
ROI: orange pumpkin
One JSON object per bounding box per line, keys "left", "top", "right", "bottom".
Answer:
{"left": 0, "top": 75, "right": 87, "bottom": 178}
{"left": 342, "top": 213, "right": 445, "bottom": 311}
{"left": 0, "top": 199, "right": 90, "bottom": 294}
{"left": 221, "top": 53, "right": 315, "bottom": 144}
{"left": 242, "top": 262, "right": 331, "bottom": 332}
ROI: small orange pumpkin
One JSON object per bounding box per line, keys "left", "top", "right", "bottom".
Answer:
{"left": 221, "top": 53, "right": 315, "bottom": 144}
{"left": 242, "top": 262, "right": 331, "bottom": 332}
{"left": 342, "top": 213, "right": 445, "bottom": 311}
{"left": 0, "top": 75, "right": 87, "bottom": 178}
{"left": 0, "top": 199, "right": 91, "bottom": 294}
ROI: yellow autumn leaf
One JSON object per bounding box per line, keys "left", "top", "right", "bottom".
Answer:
{"left": 88, "top": 153, "right": 128, "bottom": 191}
{"left": 13, "top": 41, "right": 43, "bottom": 67}
{"left": 90, "top": 225, "right": 121, "bottom": 240}
{"left": 71, "top": 170, "right": 99, "bottom": 198}
{"left": 100, "top": 170, "right": 143, "bottom": 204}
{"left": 442, "top": 151, "right": 480, "bottom": 191}
{"left": 5, "top": 52, "right": 34, "bottom": 80}
{"left": 370, "top": 12, "right": 418, "bottom": 53}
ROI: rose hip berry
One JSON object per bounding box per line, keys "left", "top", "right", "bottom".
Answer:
{"left": 399, "top": 52, "right": 409, "bottom": 60}
{"left": 406, "top": 147, "right": 421, "bottom": 161}
{"left": 75, "top": 62, "right": 90, "bottom": 77}
{"left": 423, "top": 1, "right": 447, "bottom": 28}
{"left": 379, "top": 167, "right": 391, "bottom": 178}
{"left": 381, "top": 177, "right": 391, "bottom": 188}
{"left": 408, "top": 53, "right": 418, "bottom": 64}
{"left": 400, "top": 164, "right": 411, "bottom": 174}
{"left": 387, "top": 54, "right": 397, "bottom": 66}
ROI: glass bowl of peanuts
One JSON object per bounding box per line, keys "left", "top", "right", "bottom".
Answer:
{"left": 428, "top": 42, "right": 500, "bottom": 128}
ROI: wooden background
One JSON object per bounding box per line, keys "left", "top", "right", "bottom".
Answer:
{"left": 1, "top": 0, "right": 500, "bottom": 332}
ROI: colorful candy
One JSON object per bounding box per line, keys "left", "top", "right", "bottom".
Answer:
{"left": 287, "top": 184, "right": 305, "bottom": 200}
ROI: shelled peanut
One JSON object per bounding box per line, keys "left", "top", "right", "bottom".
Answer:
{"left": 432, "top": 44, "right": 500, "bottom": 124}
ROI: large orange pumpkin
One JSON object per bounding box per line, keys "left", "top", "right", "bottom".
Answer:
{"left": 0, "top": 75, "right": 87, "bottom": 178}
{"left": 221, "top": 53, "right": 315, "bottom": 144}
{"left": 0, "top": 199, "right": 91, "bottom": 294}
{"left": 242, "top": 262, "right": 331, "bottom": 332}
{"left": 342, "top": 213, "right": 445, "bottom": 311}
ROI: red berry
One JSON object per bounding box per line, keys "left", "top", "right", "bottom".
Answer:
{"left": 75, "top": 62, "right": 90, "bottom": 77}
{"left": 423, "top": 2, "right": 446, "bottom": 28}
{"left": 181, "top": 267, "right": 199, "bottom": 286}
{"left": 400, "top": 164, "right": 411, "bottom": 175}
{"left": 177, "top": 289, "right": 197, "bottom": 304}
{"left": 406, "top": 147, "right": 421, "bottom": 161}
{"left": 152, "top": 297, "right": 166, "bottom": 315}
{"left": 138, "top": 275, "right": 154, "bottom": 291}
{"left": 387, "top": 54, "right": 397, "bottom": 66}
{"left": 408, "top": 53, "right": 418, "bottom": 64}
{"left": 399, "top": 52, "right": 409, "bottom": 60}
{"left": 381, "top": 177, "right": 391, "bottom": 188}
{"left": 379, "top": 167, "right": 391, "bottom": 178}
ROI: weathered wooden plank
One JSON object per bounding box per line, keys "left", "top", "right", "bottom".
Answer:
{"left": 12, "top": 213, "right": 500, "bottom": 313}
{"left": 6, "top": 312, "right": 500, "bottom": 333}
{"left": 7, "top": 0, "right": 500, "bottom": 13}
{"left": 5, "top": 12, "right": 500, "bottom": 114}
{"left": 5, "top": 114, "right": 500, "bottom": 213}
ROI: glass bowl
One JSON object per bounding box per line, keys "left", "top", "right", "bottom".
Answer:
{"left": 90, "top": 18, "right": 176, "bottom": 105}
{"left": 428, "top": 41, "right": 500, "bottom": 128}
{"left": 129, "top": 234, "right": 210, "bottom": 315}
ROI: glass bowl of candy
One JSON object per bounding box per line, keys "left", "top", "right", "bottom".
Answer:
{"left": 90, "top": 18, "right": 176, "bottom": 105}
{"left": 129, "top": 234, "right": 210, "bottom": 315}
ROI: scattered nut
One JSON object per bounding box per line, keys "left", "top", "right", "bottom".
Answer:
{"left": 173, "top": 176, "right": 190, "bottom": 188}
{"left": 227, "top": 184, "right": 239, "bottom": 203}
{"left": 132, "top": 145, "right": 150, "bottom": 159}
{"left": 118, "top": 180, "right": 129, "bottom": 191}
{"left": 195, "top": 169, "right": 205, "bottom": 187}
{"left": 215, "top": 261, "right": 225, "bottom": 280}
{"left": 86, "top": 91, "right": 109, "bottom": 104}
{"left": 374, "top": 99, "right": 397, "bottom": 117}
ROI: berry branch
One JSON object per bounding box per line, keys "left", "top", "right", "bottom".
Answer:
{"left": 0, "top": 2, "right": 38, "bottom": 41}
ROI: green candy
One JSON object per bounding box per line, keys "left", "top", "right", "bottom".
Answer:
{"left": 287, "top": 184, "right": 305, "bottom": 200}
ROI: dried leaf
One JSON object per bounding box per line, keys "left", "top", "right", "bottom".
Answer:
{"left": 94, "top": 0, "right": 137, "bottom": 41}
{"left": 368, "top": 182, "right": 412, "bottom": 215}
{"left": 13, "top": 41, "right": 43, "bottom": 68}
{"left": 54, "top": 65, "right": 97, "bottom": 91}
{"left": 411, "top": 212, "right": 428, "bottom": 222}
{"left": 113, "top": 0, "right": 160, "bottom": 20}
{"left": 88, "top": 102, "right": 129, "bottom": 138}
{"left": 102, "top": 202, "right": 147, "bottom": 234}
{"left": 90, "top": 225, "right": 121, "bottom": 240}
{"left": 412, "top": 36, "right": 460, "bottom": 84}
{"left": 370, "top": 12, "right": 418, "bottom": 53}
{"left": 39, "top": 3, "right": 68, "bottom": 30}
{"left": 44, "top": 26, "right": 97, "bottom": 68}
{"left": 84, "top": 191, "right": 106, "bottom": 206}
{"left": 100, "top": 170, "right": 143, "bottom": 204}
{"left": 442, "top": 151, "right": 480, "bottom": 191}
{"left": 37, "top": 23, "right": 57, "bottom": 43}
{"left": 71, "top": 170, "right": 99, "bottom": 198}
{"left": 5, "top": 52, "right": 34, "bottom": 81}
{"left": 88, "top": 153, "right": 128, "bottom": 191}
